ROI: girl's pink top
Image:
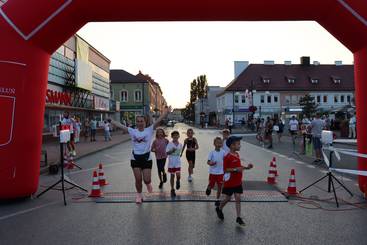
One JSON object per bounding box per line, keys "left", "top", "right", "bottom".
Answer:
{"left": 152, "top": 138, "right": 169, "bottom": 159}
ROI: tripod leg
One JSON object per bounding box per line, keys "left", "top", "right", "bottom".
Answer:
{"left": 72, "top": 163, "right": 82, "bottom": 170}
{"left": 299, "top": 174, "right": 329, "bottom": 193}
{"left": 331, "top": 174, "right": 354, "bottom": 197}
{"left": 328, "top": 173, "right": 332, "bottom": 193}
{"left": 65, "top": 179, "right": 88, "bottom": 192}
{"left": 330, "top": 177, "right": 339, "bottom": 208}
{"left": 36, "top": 179, "right": 62, "bottom": 198}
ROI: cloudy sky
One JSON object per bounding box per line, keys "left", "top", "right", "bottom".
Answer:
{"left": 77, "top": 21, "right": 353, "bottom": 108}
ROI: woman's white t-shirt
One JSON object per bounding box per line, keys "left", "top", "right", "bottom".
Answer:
{"left": 166, "top": 141, "right": 183, "bottom": 169}
{"left": 222, "top": 139, "right": 230, "bottom": 155}
{"left": 208, "top": 149, "right": 226, "bottom": 175}
{"left": 128, "top": 125, "right": 154, "bottom": 160}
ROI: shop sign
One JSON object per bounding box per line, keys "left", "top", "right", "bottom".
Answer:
{"left": 46, "top": 89, "right": 72, "bottom": 106}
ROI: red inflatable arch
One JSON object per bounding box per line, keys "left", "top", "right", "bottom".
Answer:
{"left": 0, "top": 0, "right": 366, "bottom": 199}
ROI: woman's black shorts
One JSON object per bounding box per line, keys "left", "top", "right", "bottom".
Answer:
{"left": 186, "top": 151, "right": 196, "bottom": 167}
{"left": 131, "top": 159, "right": 153, "bottom": 170}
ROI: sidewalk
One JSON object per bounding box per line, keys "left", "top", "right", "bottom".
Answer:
{"left": 40, "top": 132, "right": 130, "bottom": 174}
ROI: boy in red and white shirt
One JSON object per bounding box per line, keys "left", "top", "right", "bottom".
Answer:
{"left": 206, "top": 137, "right": 226, "bottom": 207}
{"left": 215, "top": 136, "right": 253, "bottom": 226}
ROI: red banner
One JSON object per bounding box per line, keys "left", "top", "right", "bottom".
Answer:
{"left": 46, "top": 89, "right": 71, "bottom": 106}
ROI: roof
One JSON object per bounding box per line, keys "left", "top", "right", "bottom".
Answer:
{"left": 136, "top": 71, "right": 163, "bottom": 94}
{"left": 223, "top": 64, "right": 354, "bottom": 94}
{"left": 110, "top": 69, "right": 147, "bottom": 84}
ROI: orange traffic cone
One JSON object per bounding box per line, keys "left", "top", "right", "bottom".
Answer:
{"left": 89, "top": 170, "right": 103, "bottom": 197}
{"left": 271, "top": 161, "right": 279, "bottom": 177}
{"left": 286, "top": 169, "right": 298, "bottom": 195}
{"left": 267, "top": 162, "right": 276, "bottom": 184}
{"left": 272, "top": 157, "right": 278, "bottom": 176}
{"left": 98, "top": 163, "right": 108, "bottom": 186}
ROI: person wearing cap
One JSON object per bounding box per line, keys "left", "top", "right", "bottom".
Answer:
{"left": 215, "top": 136, "right": 253, "bottom": 226}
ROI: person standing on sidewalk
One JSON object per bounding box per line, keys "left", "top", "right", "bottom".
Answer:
{"left": 90, "top": 118, "right": 97, "bottom": 142}
{"left": 349, "top": 113, "right": 357, "bottom": 139}
{"left": 265, "top": 117, "right": 273, "bottom": 149}
{"left": 104, "top": 120, "right": 112, "bottom": 141}
{"left": 61, "top": 111, "right": 76, "bottom": 156}
{"left": 113, "top": 106, "right": 171, "bottom": 204}
{"left": 310, "top": 113, "right": 325, "bottom": 163}
{"left": 83, "top": 118, "right": 90, "bottom": 141}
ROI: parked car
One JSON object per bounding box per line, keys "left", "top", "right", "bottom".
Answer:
{"left": 167, "top": 120, "right": 174, "bottom": 127}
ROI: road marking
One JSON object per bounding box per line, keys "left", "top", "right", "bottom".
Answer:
{"left": 320, "top": 170, "right": 329, "bottom": 174}
{"left": 0, "top": 201, "right": 59, "bottom": 221}
{"left": 287, "top": 157, "right": 295, "bottom": 161}
{"left": 296, "top": 161, "right": 304, "bottom": 164}
{"left": 306, "top": 165, "right": 316, "bottom": 169}
{"left": 67, "top": 162, "right": 125, "bottom": 175}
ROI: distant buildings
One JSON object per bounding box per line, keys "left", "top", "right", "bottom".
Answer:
{"left": 216, "top": 57, "right": 355, "bottom": 125}
{"left": 194, "top": 86, "right": 225, "bottom": 125}
{"left": 110, "top": 69, "right": 167, "bottom": 124}
{"left": 168, "top": 109, "right": 184, "bottom": 122}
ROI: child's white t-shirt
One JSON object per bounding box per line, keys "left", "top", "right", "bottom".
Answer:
{"left": 166, "top": 141, "right": 183, "bottom": 168}
{"left": 208, "top": 149, "right": 226, "bottom": 175}
{"left": 222, "top": 139, "right": 230, "bottom": 155}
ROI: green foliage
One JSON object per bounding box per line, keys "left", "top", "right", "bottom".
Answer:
{"left": 299, "top": 94, "right": 318, "bottom": 118}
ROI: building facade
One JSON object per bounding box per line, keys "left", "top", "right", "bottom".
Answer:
{"left": 44, "top": 35, "right": 114, "bottom": 136}
{"left": 217, "top": 57, "right": 355, "bottom": 125}
{"left": 194, "top": 86, "right": 225, "bottom": 125}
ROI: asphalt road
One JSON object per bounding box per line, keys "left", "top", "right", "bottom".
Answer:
{"left": 1, "top": 123, "right": 366, "bottom": 245}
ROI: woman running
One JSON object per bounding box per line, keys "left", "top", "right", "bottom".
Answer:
{"left": 114, "top": 106, "right": 171, "bottom": 204}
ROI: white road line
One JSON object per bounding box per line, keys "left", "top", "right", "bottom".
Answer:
{"left": 320, "top": 170, "right": 329, "bottom": 174}
{"left": 67, "top": 162, "right": 125, "bottom": 175}
{"left": 0, "top": 201, "right": 59, "bottom": 221}
{"left": 287, "top": 157, "right": 295, "bottom": 161}
{"left": 306, "top": 165, "right": 316, "bottom": 169}
{"left": 296, "top": 161, "right": 304, "bottom": 164}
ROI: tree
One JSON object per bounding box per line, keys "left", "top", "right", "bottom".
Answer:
{"left": 299, "top": 94, "right": 318, "bottom": 118}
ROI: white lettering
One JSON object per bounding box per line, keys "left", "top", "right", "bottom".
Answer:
{"left": 0, "top": 87, "right": 16, "bottom": 95}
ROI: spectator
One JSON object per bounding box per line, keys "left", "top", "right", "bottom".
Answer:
{"left": 90, "top": 118, "right": 97, "bottom": 142}
{"left": 61, "top": 111, "right": 76, "bottom": 156}
{"left": 84, "top": 118, "right": 90, "bottom": 141}
{"left": 74, "top": 117, "right": 81, "bottom": 143}
{"left": 349, "top": 113, "right": 357, "bottom": 139}
{"left": 310, "top": 113, "right": 325, "bottom": 163}
{"left": 274, "top": 118, "right": 284, "bottom": 143}
{"left": 104, "top": 120, "right": 112, "bottom": 141}
{"left": 265, "top": 117, "right": 273, "bottom": 149}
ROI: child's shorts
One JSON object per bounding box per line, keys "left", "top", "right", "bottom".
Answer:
{"left": 222, "top": 185, "right": 243, "bottom": 196}
{"left": 208, "top": 174, "right": 224, "bottom": 188}
{"left": 168, "top": 167, "right": 181, "bottom": 174}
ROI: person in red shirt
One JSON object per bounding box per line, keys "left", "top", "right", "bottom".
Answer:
{"left": 215, "top": 136, "right": 253, "bottom": 226}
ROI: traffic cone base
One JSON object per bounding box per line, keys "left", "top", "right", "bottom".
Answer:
{"left": 98, "top": 163, "right": 109, "bottom": 186}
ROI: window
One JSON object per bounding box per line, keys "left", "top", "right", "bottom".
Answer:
{"left": 347, "top": 95, "right": 351, "bottom": 103}
{"left": 333, "top": 78, "right": 341, "bottom": 84}
{"left": 334, "top": 95, "right": 339, "bottom": 103}
{"left": 260, "top": 95, "right": 265, "bottom": 104}
{"left": 263, "top": 78, "right": 270, "bottom": 84}
{"left": 317, "top": 95, "right": 321, "bottom": 103}
{"left": 323, "top": 95, "right": 328, "bottom": 103}
{"left": 135, "top": 90, "right": 142, "bottom": 102}
{"left": 288, "top": 78, "right": 296, "bottom": 84}
{"left": 120, "top": 90, "right": 128, "bottom": 102}
{"left": 234, "top": 95, "right": 239, "bottom": 104}
{"left": 291, "top": 95, "right": 298, "bottom": 104}
{"left": 274, "top": 96, "right": 278, "bottom": 103}
{"left": 311, "top": 78, "right": 319, "bottom": 84}
{"left": 341, "top": 95, "right": 345, "bottom": 103}
{"left": 267, "top": 95, "right": 271, "bottom": 103}
{"left": 241, "top": 95, "right": 246, "bottom": 103}
{"left": 65, "top": 47, "right": 75, "bottom": 60}
{"left": 285, "top": 96, "right": 291, "bottom": 105}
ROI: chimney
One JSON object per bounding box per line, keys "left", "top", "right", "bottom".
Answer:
{"left": 313, "top": 61, "right": 320, "bottom": 66}
{"left": 335, "top": 60, "right": 343, "bottom": 66}
{"left": 300, "top": 56, "right": 310, "bottom": 66}
{"left": 234, "top": 61, "right": 249, "bottom": 78}
{"left": 264, "top": 60, "right": 275, "bottom": 65}
{"left": 284, "top": 61, "right": 292, "bottom": 65}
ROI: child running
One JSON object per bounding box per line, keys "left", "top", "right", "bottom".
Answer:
{"left": 181, "top": 128, "right": 199, "bottom": 182}
{"left": 206, "top": 137, "right": 226, "bottom": 207}
{"left": 215, "top": 136, "right": 253, "bottom": 226}
{"left": 151, "top": 128, "right": 169, "bottom": 189}
{"left": 166, "top": 131, "right": 183, "bottom": 197}
{"left": 221, "top": 129, "right": 230, "bottom": 155}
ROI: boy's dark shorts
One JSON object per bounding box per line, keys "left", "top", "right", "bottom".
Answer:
{"left": 131, "top": 160, "right": 153, "bottom": 169}
{"left": 222, "top": 185, "right": 243, "bottom": 196}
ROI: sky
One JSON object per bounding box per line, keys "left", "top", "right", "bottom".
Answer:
{"left": 77, "top": 21, "right": 353, "bottom": 108}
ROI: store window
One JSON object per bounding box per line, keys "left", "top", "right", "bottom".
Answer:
{"left": 135, "top": 90, "right": 142, "bottom": 102}
{"left": 285, "top": 96, "right": 290, "bottom": 105}
{"left": 120, "top": 90, "right": 128, "bottom": 102}
{"left": 260, "top": 95, "right": 265, "bottom": 104}
{"left": 267, "top": 95, "right": 271, "bottom": 103}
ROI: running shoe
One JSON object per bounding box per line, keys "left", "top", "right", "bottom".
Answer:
{"left": 159, "top": 182, "right": 163, "bottom": 189}
{"left": 135, "top": 194, "right": 143, "bottom": 204}
{"left": 236, "top": 217, "right": 246, "bottom": 226}
{"left": 163, "top": 173, "right": 167, "bottom": 183}
{"left": 176, "top": 180, "right": 180, "bottom": 190}
{"left": 171, "top": 189, "right": 176, "bottom": 197}
{"left": 216, "top": 207, "right": 224, "bottom": 220}
{"left": 205, "top": 188, "right": 211, "bottom": 196}
{"left": 72, "top": 150, "right": 77, "bottom": 156}
{"left": 215, "top": 200, "right": 220, "bottom": 207}
{"left": 188, "top": 175, "right": 193, "bottom": 182}
{"left": 146, "top": 183, "right": 153, "bottom": 193}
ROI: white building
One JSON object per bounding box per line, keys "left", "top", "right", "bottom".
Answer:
{"left": 194, "top": 86, "right": 225, "bottom": 125}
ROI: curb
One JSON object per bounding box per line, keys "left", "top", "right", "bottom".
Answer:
{"left": 40, "top": 137, "right": 130, "bottom": 175}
